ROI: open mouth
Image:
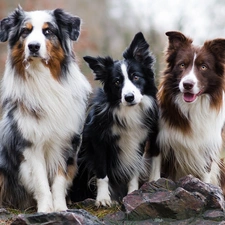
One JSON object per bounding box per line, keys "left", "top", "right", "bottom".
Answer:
{"left": 183, "top": 92, "right": 197, "bottom": 102}
{"left": 183, "top": 91, "right": 202, "bottom": 103}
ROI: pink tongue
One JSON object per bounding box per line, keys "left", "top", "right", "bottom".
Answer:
{"left": 183, "top": 93, "right": 197, "bottom": 102}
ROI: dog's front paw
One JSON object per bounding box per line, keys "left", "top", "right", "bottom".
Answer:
{"left": 95, "top": 194, "right": 112, "bottom": 207}
{"left": 37, "top": 201, "right": 54, "bottom": 213}
{"left": 54, "top": 205, "right": 68, "bottom": 212}
{"left": 53, "top": 199, "right": 68, "bottom": 212}
{"left": 36, "top": 192, "right": 54, "bottom": 213}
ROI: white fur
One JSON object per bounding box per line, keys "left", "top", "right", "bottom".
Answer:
{"left": 111, "top": 94, "right": 156, "bottom": 198}
{"left": 96, "top": 176, "right": 111, "bottom": 207}
{"left": 19, "top": 147, "right": 54, "bottom": 212}
{"left": 23, "top": 11, "right": 53, "bottom": 61}
{"left": 158, "top": 92, "right": 225, "bottom": 185}
{"left": 179, "top": 54, "right": 200, "bottom": 96}
{"left": 112, "top": 95, "right": 155, "bottom": 179}
{"left": 14, "top": 61, "right": 90, "bottom": 212}
{"left": 149, "top": 154, "right": 161, "bottom": 182}
{"left": 51, "top": 174, "right": 68, "bottom": 211}
{"left": 121, "top": 63, "right": 143, "bottom": 105}
{"left": 1, "top": 10, "right": 91, "bottom": 212}
{"left": 128, "top": 174, "right": 139, "bottom": 194}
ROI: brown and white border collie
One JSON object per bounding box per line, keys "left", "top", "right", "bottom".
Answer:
{"left": 0, "top": 6, "right": 91, "bottom": 212}
{"left": 156, "top": 31, "right": 225, "bottom": 192}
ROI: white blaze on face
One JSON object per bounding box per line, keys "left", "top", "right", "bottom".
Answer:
{"left": 120, "top": 63, "right": 143, "bottom": 106}
{"left": 24, "top": 11, "right": 53, "bottom": 60}
{"left": 178, "top": 54, "right": 201, "bottom": 103}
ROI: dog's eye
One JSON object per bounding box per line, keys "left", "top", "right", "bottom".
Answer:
{"left": 43, "top": 28, "right": 53, "bottom": 36}
{"left": 133, "top": 76, "right": 139, "bottom": 81}
{"left": 115, "top": 80, "right": 120, "bottom": 86}
{"left": 21, "top": 28, "right": 31, "bottom": 38}
{"left": 131, "top": 73, "right": 141, "bottom": 81}
{"left": 179, "top": 63, "right": 185, "bottom": 69}
{"left": 201, "top": 64, "right": 207, "bottom": 71}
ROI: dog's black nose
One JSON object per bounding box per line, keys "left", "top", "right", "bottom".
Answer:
{"left": 28, "top": 42, "right": 40, "bottom": 53}
{"left": 183, "top": 80, "right": 194, "bottom": 90}
{"left": 125, "top": 93, "right": 134, "bottom": 103}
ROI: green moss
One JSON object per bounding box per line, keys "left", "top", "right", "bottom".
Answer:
{"left": 70, "top": 201, "right": 121, "bottom": 219}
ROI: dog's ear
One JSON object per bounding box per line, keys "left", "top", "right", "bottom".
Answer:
{"left": 123, "top": 32, "right": 154, "bottom": 68}
{"left": 53, "top": 9, "right": 81, "bottom": 41}
{"left": 166, "top": 31, "right": 193, "bottom": 50}
{"left": 204, "top": 38, "right": 225, "bottom": 61}
{"left": 0, "top": 5, "right": 24, "bottom": 42}
{"left": 204, "top": 38, "right": 225, "bottom": 76}
{"left": 83, "top": 56, "right": 114, "bottom": 82}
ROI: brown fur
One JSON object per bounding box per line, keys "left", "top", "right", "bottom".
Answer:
{"left": 11, "top": 41, "right": 26, "bottom": 78}
{"left": 158, "top": 31, "right": 225, "bottom": 195}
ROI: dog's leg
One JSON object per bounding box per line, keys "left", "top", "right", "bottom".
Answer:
{"left": 96, "top": 176, "right": 111, "bottom": 207}
{"left": 52, "top": 162, "right": 77, "bottom": 212}
{"left": 92, "top": 141, "right": 112, "bottom": 207}
{"left": 202, "top": 172, "right": 211, "bottom": 183}
{"left": 51, "top": 171, "right": 68, "bottom": 211}
{"left": 19, "top": 149, "right": 53, "bottom": 212}
{"left": 202, "top": 160, "right": 220, "bottom": 186}
{"left": 146, "top": 123, "right": 161, "bottom": 182}
{"left": 128, "top": 173, "right": 139, "bottom": 194}
{"left": 149, "top": 154, "right": 161, "bottom": 182}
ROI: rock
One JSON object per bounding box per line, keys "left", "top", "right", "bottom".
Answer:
{"left": 103, "top": 211, "right": 126, "bottom": 224}
{"left": 203, "top": 209, "right": 225, "bottom": 221}
{"left": 0, "top": 208, "right": 15, "bottom": 221}
{"left": 123, "top": 178, "right": 176, "bottom": 215}
{"left": 1, "top": 175, "right": 225, "bottom": 224}
{"left": 178, "top": 175, "right": 225, "bottom": 210}
{"left": 11, "top": 209, "right": 103, "bottom": 225}
{"left": 122, "top": 175, "right": 225, "bottom": 222}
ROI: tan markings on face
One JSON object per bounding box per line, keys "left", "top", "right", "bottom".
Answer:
{"left": 42, "top": 22, "right": 49, "bottom": 30}
{"left": 42, "top": 23, "right": 65, "bottom": 80}
{"left": 11, "top": 41, "right": 26, "bottom": 78}
{"left": 25, "top": 22, "right": 33, "bottom": 30}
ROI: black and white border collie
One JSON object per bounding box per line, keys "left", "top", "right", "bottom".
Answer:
{"left": 157, "top": 31, "right": 225, "bottom": 193}
{"left": 78, "top": 32, "right": 159, "bottom": 206}
{"left": 0, "top": 6, "right": 91, "bottom": 212}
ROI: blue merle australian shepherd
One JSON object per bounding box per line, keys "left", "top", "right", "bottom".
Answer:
{"left": 72, "top": 32, "right": 159, "bottom": 206}
{"left": 0, "top": 6, "right": 91, "bottom": 212}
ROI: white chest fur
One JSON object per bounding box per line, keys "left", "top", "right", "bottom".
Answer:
{"left": 2, "top": 61, "right": 91, "bottom": 145}
{"left": 111, "top": 96, "right": 154, "bottom": 173}
{"left": 158, "top": 93, "right": 225, "bottom": 177}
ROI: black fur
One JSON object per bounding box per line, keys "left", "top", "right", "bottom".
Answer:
{"left": 53, "top": 8, "right": 80, "bottom": 41}
{"left": 0, "top": 100, "right": 34, "bottom": 208}
{"left": 71, "top": 32, "right": 159, "bottom": 204}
